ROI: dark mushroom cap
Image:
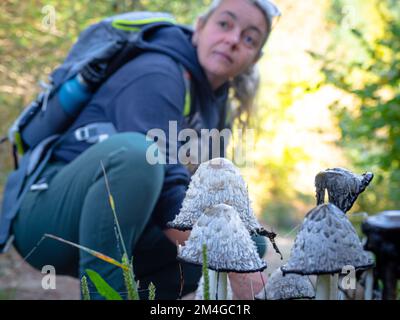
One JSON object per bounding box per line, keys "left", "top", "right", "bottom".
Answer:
{"left": 362, "top": 211, "right": 400, "bottom": 254}
{"left": 315, "top": 167, "right": 374, "bottom": 213}
{"left": 281, "top": 204, "right": 374, "bottom": 276}
{"left": 363, "top": 211, "right": 400, "bottom": 231}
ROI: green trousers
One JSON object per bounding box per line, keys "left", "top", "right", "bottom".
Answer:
{"left": 11, "top": 132, "right": 266, "bottom": 300}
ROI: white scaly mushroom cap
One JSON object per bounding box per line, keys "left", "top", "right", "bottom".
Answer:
{"left": 169, "top": 158, "right": 264, "bottom": 234}
{"left": 255, "top": 268, "right": 315, "bottom": 300}
{"left": 178, "top": 204, "right": 267, "bottom": 273}
{"left": 282, "top": 204, "right": 374, "bottom": 276}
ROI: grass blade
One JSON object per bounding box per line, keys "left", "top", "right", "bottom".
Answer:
{"left": 202, "top": 244, "right": 210, "bottom": 300}
{"left": 122, "top": 254, "right": 139, "bottom": 300}
{"left": 148, "top": 282, "right": 156, "bottom": 300}
{"left": 81, "top": 275, "right": 91, "bottom": 300}
{"left": 100, "top": 161, "right": 128, "bottom": 258}
{"left": 86, "top": 269, "right": 122, "bottom": 300}
{"left": 44, "top": 234, "right": 128, "bottom": 271}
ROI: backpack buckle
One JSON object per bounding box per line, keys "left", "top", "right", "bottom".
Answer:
{"left": 74, "top": 123, "right": 116, "bottom": 144}
{"left": 74, "top": 126, "right": 108, "bottom": 144}
{"left": 74, "top": 127, "right": 93, "bottom": 142}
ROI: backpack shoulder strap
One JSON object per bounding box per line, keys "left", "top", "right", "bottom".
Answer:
{"left": 70, "top": 64, "right": 193, "bottom": 146}
{"left": 179, "top": 65, "right": 192, "bottom": 118}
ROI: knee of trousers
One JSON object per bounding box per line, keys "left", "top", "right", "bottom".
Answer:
{"left": 98, "top": 132, "right": 165, "bottom": 194}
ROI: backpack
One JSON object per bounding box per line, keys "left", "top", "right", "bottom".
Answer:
{"left": 0, "top": 11, "right": 193, "bottom": 253}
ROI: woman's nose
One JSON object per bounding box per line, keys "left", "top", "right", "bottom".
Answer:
{"left": 224, "top": 29, "right": 241, "bottom": 47}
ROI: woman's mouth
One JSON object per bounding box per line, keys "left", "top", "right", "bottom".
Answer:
{"left": 213, "top": 51, "right": 233, "bottom": 64}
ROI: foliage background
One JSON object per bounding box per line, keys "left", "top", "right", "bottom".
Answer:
{"left": 0, "top": 0, "right": 398, "bottom": 234}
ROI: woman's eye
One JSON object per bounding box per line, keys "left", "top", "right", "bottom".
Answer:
{"left": 243, "top": 34, "right": 259, "bottom": 48}
{"left": 218, "top": 20, "right": 230, "bottom": 30}
{"left": 243, "top": 35, "right": 255, "bottom": 46}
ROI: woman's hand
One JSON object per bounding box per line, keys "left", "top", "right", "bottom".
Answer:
{"left": 228, "top": 271, "right": 268, "bottom": 300}
{"left": 164, "top": 228, "right": 190, "bottom": 246}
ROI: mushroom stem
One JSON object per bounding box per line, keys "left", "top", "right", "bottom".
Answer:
{"left": 217, "top": 272, "right": 228, "bottom": 300}
{"left": 329, "top": 274, "right": 339, "bottom": 299}
{"left": 209, "top": 271, "right": 228, "bottom": 300}
{"left": 315, "top": 275, "right": 331, "bottom": 300}
{"left": 364, "top": 269, "right": 374, "bottom": 300}
{"left": 209, "top": 270, "right": 217, "bottom": 300}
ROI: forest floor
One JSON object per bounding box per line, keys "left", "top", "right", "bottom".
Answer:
{"left": 0, "top": 235, "right": 294, "bottom": 300}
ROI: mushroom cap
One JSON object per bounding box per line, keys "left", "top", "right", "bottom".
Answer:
{"left": 363, "top": 210, "right": 400, "bottom": 231}
{"left": 362, "top": 211, "right": 400, "bottom": 256}
{"left": 255, "top": 268, "right": 315, "bottom": 300}
{"left": 178, "top": 204, "right": 267, "bottom": 273}
{"left": 315, "top": 167, "right": 374, "bottom": 213}
{"left": 168, "top": 158, "right": 265, "bottom": 234}
{"left": 281, "top": 203, "right": 374, "bottom": 276}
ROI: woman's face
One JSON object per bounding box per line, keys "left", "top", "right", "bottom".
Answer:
{"left": 193, "top": 0, "right": 268, "bottom": 90}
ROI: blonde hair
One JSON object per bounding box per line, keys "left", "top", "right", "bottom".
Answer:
{"left": 198, "top": 0, "right": 273, "bottom": 128}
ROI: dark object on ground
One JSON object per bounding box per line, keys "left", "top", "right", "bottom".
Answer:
{"left": 362, "top": 211, "right": 400, "bottom": 300}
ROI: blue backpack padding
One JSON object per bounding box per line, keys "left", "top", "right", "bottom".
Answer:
{"left": 9, "top": 11, "right": 177, "bottom": 154}
{"left": 0, "top": 11, "right": 191, "bottom": 253}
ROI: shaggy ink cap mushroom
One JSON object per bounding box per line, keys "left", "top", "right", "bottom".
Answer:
{"left": 281, "top": 203, "right": 374, "bottom": 276}
{"left": 255, "top": 267, "right": 315, "bottom": 300}
{"left": 363, "top": 210, "right": 400, "bottom": 231}
{"left": 178, "top": 203, "right": 267, "bottom": 273}
{"left": 315, "top": 167, "right": 374, "bottom": 213}
{"left": 362, "top": 211, "right": 400, "bottom": 263}
{"left": 168, "top": 158, "right": 265, "bottom": 234}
